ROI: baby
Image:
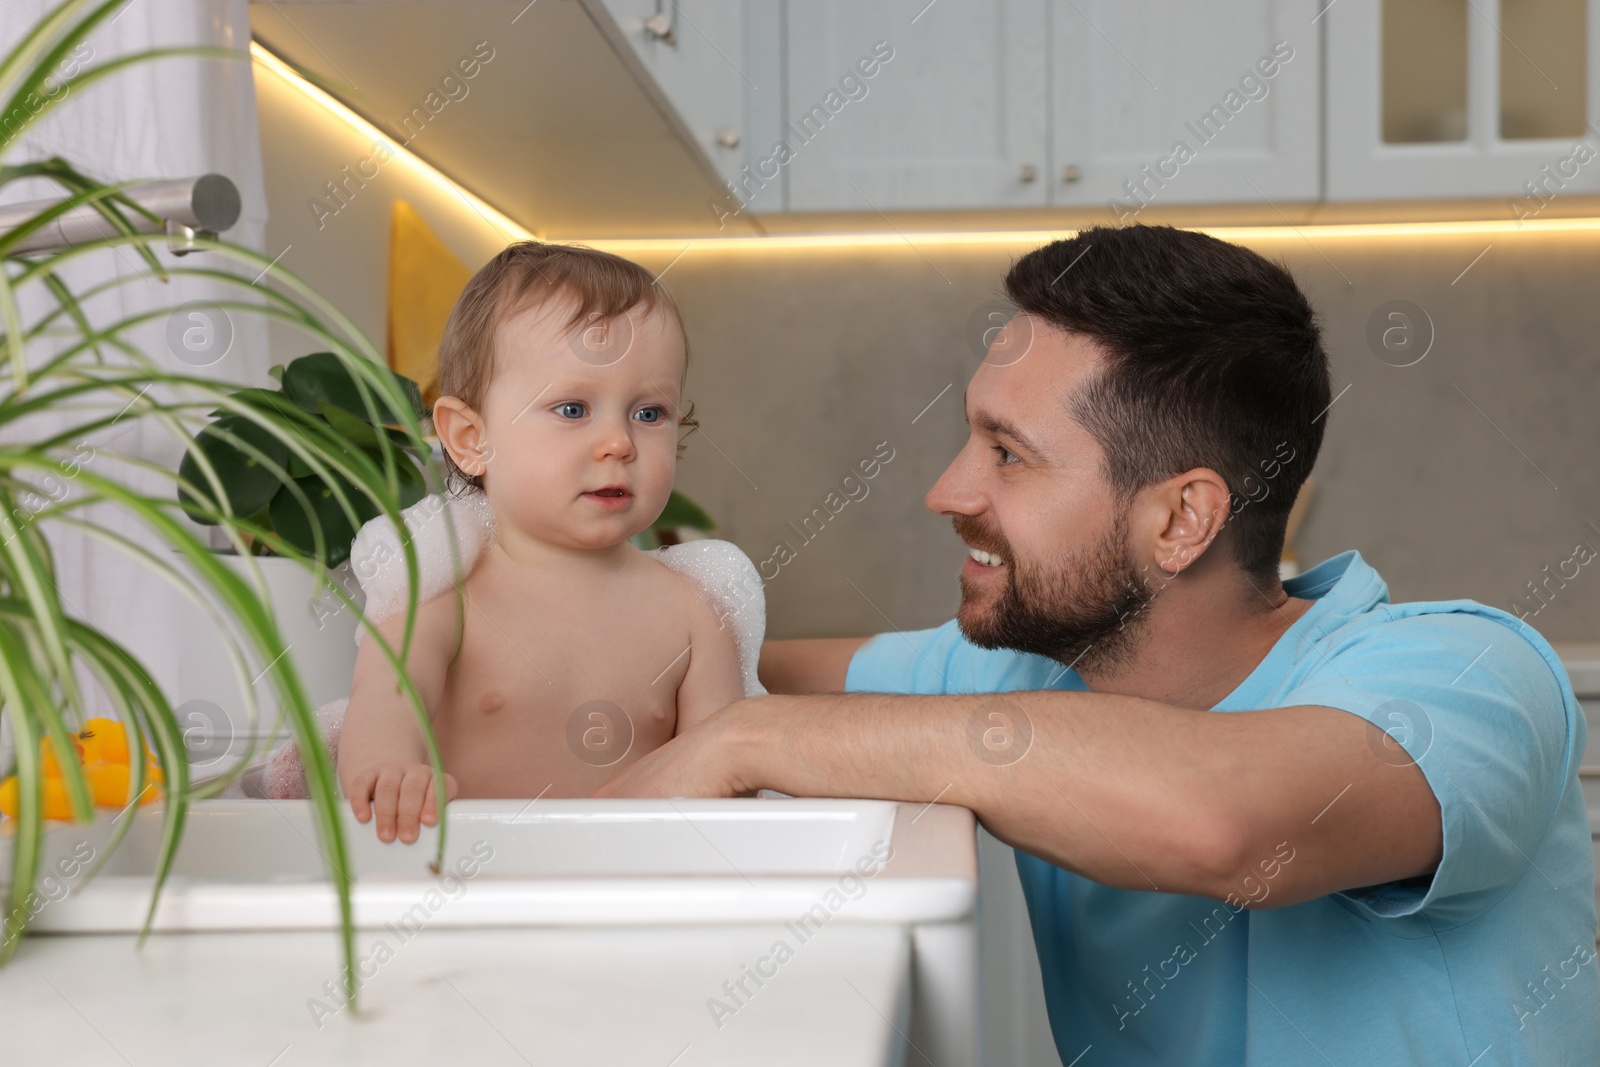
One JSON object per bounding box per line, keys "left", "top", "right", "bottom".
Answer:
{"left": 334, "top": 242, "right": 750, "bottom": 843}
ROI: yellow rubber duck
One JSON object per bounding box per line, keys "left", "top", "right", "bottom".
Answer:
{"left": 75, "top": 718, "right": 130, "bottom": 767}
{"left": 0, "top": 773, "right": 72, "bottom": 821}
{"left": 39, "top": 730, "right": 82, "bottom": 778}
{"left": 0, "top": 718, "right": 163, "bottom": 820}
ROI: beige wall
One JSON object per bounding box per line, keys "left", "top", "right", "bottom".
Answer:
{"left": 256, "top": 58, "right": 1600, "bottom": 643}
{"left": 252, "top": 52, "right": 514, "bottom": 370}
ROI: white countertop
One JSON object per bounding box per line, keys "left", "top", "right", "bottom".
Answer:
{"left": 1553, "top": 642, "right": 1600, "bottom": 696}
{"left": 2, "top": 922, "right": 911, "bottom": 1067}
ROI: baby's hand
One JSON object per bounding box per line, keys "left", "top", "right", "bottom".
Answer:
{"left": 346, "top": 764, "right": 458, "bottom": 844}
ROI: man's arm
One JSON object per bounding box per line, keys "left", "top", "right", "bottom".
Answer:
{"left": 757, "top": 637, "right": 871, "bottom": 694}
{"left": 597, "top": 690, "right": 1442, "bottom": 909}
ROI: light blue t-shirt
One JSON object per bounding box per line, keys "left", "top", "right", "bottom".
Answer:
{"left": 845, "top": 550, "right": 1600, "bottom": 1065}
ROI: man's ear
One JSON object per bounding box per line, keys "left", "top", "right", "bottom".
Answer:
{"left": 1143, "top": 469, "right": 1231, "bottom": 576}
{"left": 433, "top": 395, "right": 491, "bottom": 477}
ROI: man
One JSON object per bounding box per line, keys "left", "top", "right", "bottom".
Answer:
{"left": 596, "top": 225, "right": 1600, "bottom": 1065}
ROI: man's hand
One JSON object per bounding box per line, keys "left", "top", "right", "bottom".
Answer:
{"left": 592, "top": 701, "right": 756, "bottom": 798}
{"left": 347, "top": 763, "right": 458, "bottom": 843}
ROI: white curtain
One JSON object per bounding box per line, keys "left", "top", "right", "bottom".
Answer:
{"left": 0, "top": 0, "right": 271, "bottom": 721}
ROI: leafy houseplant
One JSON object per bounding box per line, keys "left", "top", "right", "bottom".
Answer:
{"left": 178, "top": 352, "right": 429, "bottom": 567}
{"left": 0, "top": 0, "right": 451, "bottom": 1009}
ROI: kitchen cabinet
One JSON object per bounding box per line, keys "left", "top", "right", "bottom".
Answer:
{"left": 772, "top": 0, "right": 1318, "bottom": 214}
{"left": 758, "top": 0, "right": 1320, "bottom": 213}
{"left": 775, "top": 0, "right": 1051, "bottom": 212}
{"left": 1326, "top": 0, "right": 1600, "bottom": 201}
{"left": 593, "top": 0, "right": 1599, "bottom": 217}
{"left": 1050, "top": 0, "right": 1321, "bottom": 214}
{"left": 588, "top": 1, "right": 754, "bottom": 197}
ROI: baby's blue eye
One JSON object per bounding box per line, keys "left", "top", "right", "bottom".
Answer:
{"left": 556, "top": 402, "right": 586, "bottom": 419}
{"left": 634, "top": 406, "right": 666, "bottom": 424}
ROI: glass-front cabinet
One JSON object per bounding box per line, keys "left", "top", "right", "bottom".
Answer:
{"left": 1327, "top": 0, "right": 1600, "bottom": 200}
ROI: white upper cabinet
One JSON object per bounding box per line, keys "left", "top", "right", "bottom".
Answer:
{"left": 762, "top": 0, "right": 1318, "bottom": 213}
{"left": 589, "top": 1, "right": 753, "bottom": 194}
{"left": 1050, "top": 0, "right": 1322, "bottom": 213}
{"left": 592, "top": 0, "right": 1599, "bottom": 215}
{"left": 778, "top": 0, "right": 1051, "bottom": 212}
{"left": 1326, "top": 0, "right": 1600, "bottom": 200}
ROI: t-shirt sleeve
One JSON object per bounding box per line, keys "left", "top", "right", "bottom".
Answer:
{"left": 1280, "top": 610, "right": 1579, "bottom": 928}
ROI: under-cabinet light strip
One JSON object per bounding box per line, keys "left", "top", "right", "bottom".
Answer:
{"left": 249, "top": 41, "right": 534, "bottom": 242}
{"left": 581, "top": 215, "right": 1600, "bottom": 255}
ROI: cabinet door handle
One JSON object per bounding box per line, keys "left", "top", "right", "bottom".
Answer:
{"left": 643, "top": 12, "right": 677, "bottom": 45}
{"left": 1061, "top": 165, "right": 1082, "bottom": 183}
{"left": 1018, "top": 165, "right": 1038, "bottom": 183}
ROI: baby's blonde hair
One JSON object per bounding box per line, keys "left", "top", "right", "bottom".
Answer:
{"left": 433, "top": 240, "right": 699, "bottom": 491}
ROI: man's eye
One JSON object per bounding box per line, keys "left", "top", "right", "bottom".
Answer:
{"left": 556, "top": 402, "right": 586, "bottom": 419}
{"left": 993, "top": 445, "right": 1018, "bottom": 465}
{"left": 634, "top": 406, "right": 666, "bottom": 424}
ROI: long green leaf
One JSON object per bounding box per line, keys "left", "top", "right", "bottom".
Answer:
{"left": 0, "top": 28, "right": 463, "bottom": 993}
{"left": 0, "top": 0, "right": 93, "bottom": 106}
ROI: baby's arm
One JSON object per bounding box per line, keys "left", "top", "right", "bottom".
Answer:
{"left": 674, "top": 592, "right": 747, "bottom": 734}
{"left": 337, "top": 595, "right": 461, "bottom": 843}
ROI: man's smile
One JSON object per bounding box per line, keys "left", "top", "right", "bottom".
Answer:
{"left": 963, "top": 547, "right": 1006, "bottom": 579}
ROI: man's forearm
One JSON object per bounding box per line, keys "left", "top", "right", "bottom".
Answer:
{"left": 724, "top": 688, "right": 1442, "bottom": 909}
{"left": 728, "top": 689, "right": 1238, "bottom": 899}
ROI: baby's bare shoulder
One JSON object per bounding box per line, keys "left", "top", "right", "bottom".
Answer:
{"left": 365, "top": 581, "right": 465, "bottom": 653}
{"left": 633, "top": 551, "right": 737, "bottom": 646}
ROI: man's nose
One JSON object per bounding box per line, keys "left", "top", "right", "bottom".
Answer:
{"left": 925, "top": 449, "right": 984, "bottom": 516}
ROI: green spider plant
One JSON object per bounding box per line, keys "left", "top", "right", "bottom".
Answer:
{"left": 0, "top": 0, "right": 467, "bottom": 1011}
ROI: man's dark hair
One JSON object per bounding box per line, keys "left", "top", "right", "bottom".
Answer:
{"left": 1004, "top": 224, "right": 1330, "bottom": 584}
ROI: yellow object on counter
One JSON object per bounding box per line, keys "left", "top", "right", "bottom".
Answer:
{"left": 0, "top": 775, "right": 72, "bottom": 820}
{"left": 0, "top": 717, "right": 164, "bottom": 820}
{"left": 76, "top": 718, "right": 130, "bottom": 766}
{"left": 39, "top": 732, "right": 81, "bottom": 778}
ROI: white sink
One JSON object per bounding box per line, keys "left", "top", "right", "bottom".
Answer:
{"left": 16, "top": 797, "right": 974, "bottom": 932}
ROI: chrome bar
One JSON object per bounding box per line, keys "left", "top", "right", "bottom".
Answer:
{"left": 0, "top": 173, "right": 241, "bottom": 255}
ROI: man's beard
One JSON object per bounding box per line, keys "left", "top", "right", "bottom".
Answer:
{"left": 952, "top": 507, "right": 1154, "bottom": 678}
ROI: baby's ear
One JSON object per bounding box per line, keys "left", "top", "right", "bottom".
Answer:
{"left": 432, "top": 395, "right": 490, "bottom": 477}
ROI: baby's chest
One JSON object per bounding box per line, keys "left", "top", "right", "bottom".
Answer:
{"left": 444, "top": 599, "right": 695, "bottom": 724}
